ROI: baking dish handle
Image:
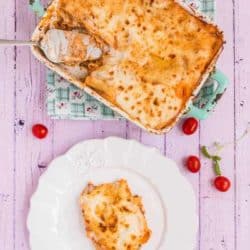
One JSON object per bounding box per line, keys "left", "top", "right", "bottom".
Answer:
{"left": 29, "top": 0, "right": 45, "bottom": 17}
{"left": 185, "top": 70, "right": 229, "bottom": 120}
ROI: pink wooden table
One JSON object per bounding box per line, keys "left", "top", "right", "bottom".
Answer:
{"left": 0, "top": 0, "right": 250, "bottom": 249}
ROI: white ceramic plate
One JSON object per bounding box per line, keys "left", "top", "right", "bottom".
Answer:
{"left": 27, "top": 137, "right": 198, "bottom": 250}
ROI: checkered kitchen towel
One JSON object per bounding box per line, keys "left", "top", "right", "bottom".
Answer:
{"left": 45, "top": 0, "right": 215, "bottom": 120}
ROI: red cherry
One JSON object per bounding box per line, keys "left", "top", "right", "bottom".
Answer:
{"left": 186, "top": 155, "right": 201, "bottom": 173}
{"left": 182, "top": 117, "right": 198, "bottom": 135}
{"left": 214, "top": 176, "right": 231, "bottom": 192}
{"left": 32, "top": 124, "right": 48, "bottom": 139}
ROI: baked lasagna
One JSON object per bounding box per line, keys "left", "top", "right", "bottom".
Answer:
{"left": 80, "top": 179, "right": 151, "bottom": 250}
{"left": 32, "top": 0, "right": 224, "bottom": 133}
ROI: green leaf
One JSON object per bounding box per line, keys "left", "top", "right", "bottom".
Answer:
{"left": 213, "top": 160, "right": 222, "bottom": 176}
{"left": 201, "top": 146, "right": 212, "bottom": 159}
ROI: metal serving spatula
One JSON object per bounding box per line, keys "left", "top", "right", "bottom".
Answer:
{"left": 0, "top": 39, "right": 36, "bottom": 46}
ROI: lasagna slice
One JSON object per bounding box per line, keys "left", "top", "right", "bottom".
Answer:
{"left": 80, "top": 179, "right": 151, "bottom": 250}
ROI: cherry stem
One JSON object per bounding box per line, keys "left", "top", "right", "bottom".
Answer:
{"left": 201, "top": 145, "right": 222, "bottom": 176}
{"left": 213, "top": 160, "right": 222, "bottom": 176}
{"left": 201, "top": 146, "right": 212, "bottom": 159}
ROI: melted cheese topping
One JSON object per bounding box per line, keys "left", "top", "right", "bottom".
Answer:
{"left": 80, "top": 180, "right": 151, "bottom": 250}
{"left": 34, "top": 0, "right": 224, "bottom": 131}
{"left": 40, "top": 29, "right": 102, "bottom": 64}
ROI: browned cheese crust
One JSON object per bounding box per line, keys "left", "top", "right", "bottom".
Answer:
{"left": 80, "top": 179, "right": 151, "bottom": 250}
{"left": 33, "top": 0, "right": 224, "bottom": 131}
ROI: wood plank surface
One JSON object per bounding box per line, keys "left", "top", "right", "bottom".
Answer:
{"left": 234, "top": 0, "right": 250, "bottom": 249}
{"left": 198, "top": 0, "right": 236, "bottom": 249}
{"left": 0, "top": 2, "right": 16, "bottom": 250}
{"left": 13, "top": 1, "right": 54, "bottom": 249}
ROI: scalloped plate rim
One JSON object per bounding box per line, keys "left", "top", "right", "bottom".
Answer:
{"left": 27, "top": 137, "right": 198, "bottom": 250}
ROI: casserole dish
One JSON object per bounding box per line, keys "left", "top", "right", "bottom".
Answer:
{"left": 31, "top": 0, "right": 224, "bottom": 134}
